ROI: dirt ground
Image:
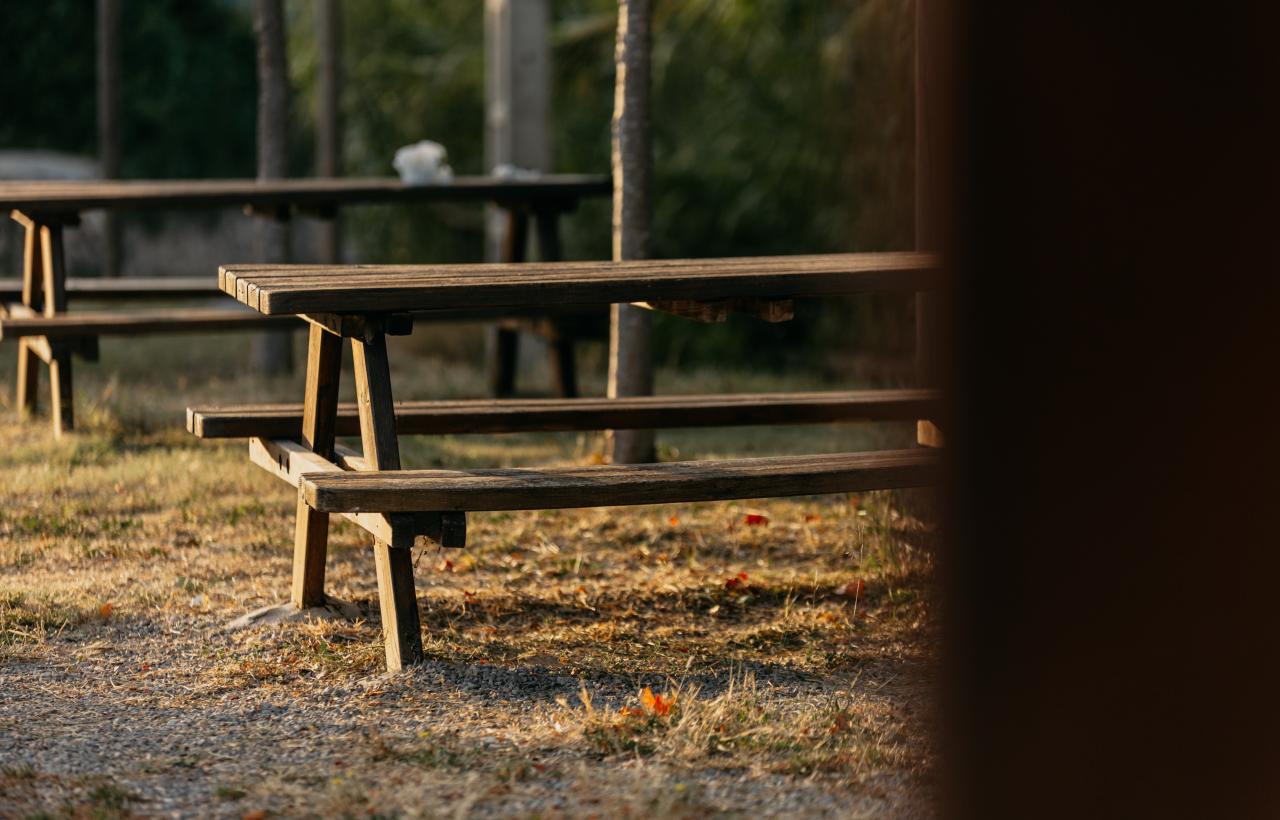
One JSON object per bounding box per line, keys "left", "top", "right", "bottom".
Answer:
{"left": 0, "top": 331, "right": 938, "bottom": 818}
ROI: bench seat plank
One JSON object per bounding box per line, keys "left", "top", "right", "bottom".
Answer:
{"left": 220, "top": 252, "right": 940, "bottom": 315}
{"left": 0, "top": 308, "right": 299, "bottom": 338}
{"left": 301, "top": 448, "right": 941, "bottom": 513}
{"left": 187, "top": 388, "right": 942, "bottom": 439}
{"left": 0, "top": 277, "right": 218, "bottom": 301}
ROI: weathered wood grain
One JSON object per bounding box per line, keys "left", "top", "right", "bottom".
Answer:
{"left": 291, "top": 325, "right": 345, "bottom": 607}
{"left": 249, "top": 437, "right": 415, "bottom": 548}
{"left": 0, "top": 175, "right": 608, "bottom": 215}
{"left": 40, "top": 224, "right": 73, "bottom": 435}
{"left": 0, "top": 276, "right": 218, "bottom": 301}
{"left": 187, "top": 388, "right": 941, "bottom": 439}
{"left": 302, "top": 449, "right": 942, "bottom": 514}
{"left": 15, "top": 219, "right": 43, "bottom": 416}
{"left": 0, "top": 308, "right": 300, "bottom": 339}
{"left": 220, "top": 252, "right": 940, "bottom": 315}
{"left": 350, "top": 330, "right": 422, "bottom": 671}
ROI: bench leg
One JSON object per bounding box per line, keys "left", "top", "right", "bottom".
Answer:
{"left": 48, "top": 347, "right": 73, "bottom": 437}
{"left": 351, "top": 330, "right": 422, "bottom": 670}
{"left": 39, "top": 225, "right": 73, "bottom": 435}
{"left": 16, "top": 340, "right": 39, "bottom": 418}
{"left": 291, "top": 324, "right": 344, "bottom": 608}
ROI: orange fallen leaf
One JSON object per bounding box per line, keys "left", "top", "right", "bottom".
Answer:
{"left": 668, "top": 516, "right": 680, "bottom": 526}
{"left": 640, "top": 686, "right": 676, "bottom": 716}
{"left": 744, "top": 513, "right": 769, "bottom": 526}
{"left": 437, "top": 559, "right": 455, "bottom": 572}
{"left": 98, "top": 603, "right": 115, "bottom": 619}
{"left": 463, "top": 590, "right": 479, "bottom": 603}
{"left": 725, "top": 571, "right": 749, "bottom": 590}
{"left": 242, "top": 812, "right": 267, "bottom": 820}
{"left": 804, "top": 513, "right": 822, "bottom": 523}
{"left": 619, "top": 706, "right": 646, "bottom": 717}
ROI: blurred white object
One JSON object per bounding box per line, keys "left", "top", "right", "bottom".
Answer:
{"left": 492, "top": 163, "right": 542, "bottom": 181}
{"left": 393, "top": 140, "right": 454, "bottom": 185}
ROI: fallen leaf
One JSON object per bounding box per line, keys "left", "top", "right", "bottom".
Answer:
{"left": 463, "top": 590, "right": 479, "bottom": 604}
{"left": 640, "top": 686, "right": 676, "bottom": 716}
{"left": 725, "top": 571, "right": 749, "bottom": 590}
{"left": 668, "top": 516, "right": 680, "bottom": 526}
{"left": 804, "top": 513, "right": 822, "bottom": 523}
{"left": 744, "top": 513, "right": 769, "bottom": 526}
{"left": 242, "top": 811, "right": 267, "bottom": 820}
{"left": 619, "top": 706, "right": 646, "bottom": 717}
{"left": 98, "top": 603, "right": 115, "bottom": 619}
{"left": 437, "top": 559, "right": 455, "bottom": 572}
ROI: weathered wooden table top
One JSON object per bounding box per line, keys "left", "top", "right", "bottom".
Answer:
{"left": 220, "top": 252, "right": 941, "bottom": 316}
{"left": 0, "top": 174, "right": 609, "bottom": 215}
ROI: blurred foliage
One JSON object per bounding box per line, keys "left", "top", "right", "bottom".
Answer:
{"left": 2, "top": 0, "right": 917, "bottom": 374}
{"left": 0, "top": 0, "right": 257, "bottom": 179}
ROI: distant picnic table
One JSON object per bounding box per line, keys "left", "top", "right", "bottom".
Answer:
{"left": 190, "top": 252, "right": 945, "bottom": 671}
{"left": 0, "top": 174, "right": 610, "bottom": 435}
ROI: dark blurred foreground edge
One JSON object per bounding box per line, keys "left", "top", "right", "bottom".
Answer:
{"left": 936, "top": 2, "right": 1280, "bottom": 817}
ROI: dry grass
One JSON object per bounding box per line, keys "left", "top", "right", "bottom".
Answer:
{"left": 0, "top": 329, "right": 937, "bottom": 818}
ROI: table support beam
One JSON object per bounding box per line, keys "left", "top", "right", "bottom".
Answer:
{"left": 352, "top": 331, "right": 423, "bottom": 672}
{"left": 290, "top": 324, "right": 344, "bottom": 608}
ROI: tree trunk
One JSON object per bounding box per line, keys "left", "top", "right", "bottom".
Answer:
{"left": 252, "top": 0, "right": 294, "bottom": 374}
{"left": 316, "top": 0, "right": 342, "bottom": 264}
{"left": 915, "top": 0, "right": 945, "bottom": 446}
{"left": 97, "top": 0, "right": 121, "bottom": 277}
{"left": 606, "top": 0, "right": 656, "bottom": 464}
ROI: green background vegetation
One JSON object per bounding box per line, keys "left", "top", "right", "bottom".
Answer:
{"left": 0, "top": 0, "right": 917, "bottom": 376}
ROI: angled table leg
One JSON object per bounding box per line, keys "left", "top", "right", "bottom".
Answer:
{"left": 351, "top": 330, "right": 422, "bottom": 671}
{"left": 14, "top": 215, "right": 44, "bottom": 418}
{"left": 39, "top": 223, "right": 73, "bottom": 436}
{"left": 291, "top": 323, "right": 344, "bottom": 607}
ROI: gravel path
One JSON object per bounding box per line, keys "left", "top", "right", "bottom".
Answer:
{"left": 1, "top": 606, "right": 931, "bottom": 818}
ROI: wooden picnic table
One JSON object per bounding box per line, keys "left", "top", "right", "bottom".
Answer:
{"left": 209, "top": 252, "right": 943, "bottom": 671}
{"left": 0, "top": 175, "right": 610, "bottom": 435}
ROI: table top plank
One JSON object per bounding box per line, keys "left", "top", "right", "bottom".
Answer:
{"left": 0, "top": 174, "right": 608, "bottom": 214}
{"left": 220, "top": 252, "right": 940, "bottom": 315}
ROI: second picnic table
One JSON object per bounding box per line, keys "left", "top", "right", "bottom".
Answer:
{"left": 0, "top": 174, "right": 610, "bottom": 435}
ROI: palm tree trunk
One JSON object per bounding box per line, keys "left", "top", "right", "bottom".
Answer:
{"left": 606, "top": 0, "right": 656, "bottom": 464}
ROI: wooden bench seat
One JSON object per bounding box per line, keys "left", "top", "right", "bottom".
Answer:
{"left": 300, "top": 448, "right": 941, "bottom": 514}
{"left": 187, "top": 388, "right": 941, "bottom": 439}
{"left": 0, "top": 276, "right": 218, "bottom": 301}
{"left": 0, "top": 307, "right": 298, "bottom": 339}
